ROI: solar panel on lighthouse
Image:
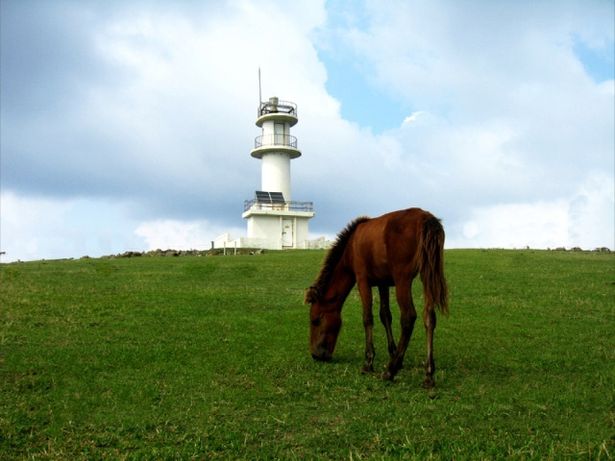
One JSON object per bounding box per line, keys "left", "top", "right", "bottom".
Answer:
{"left": 270, "top": 192, "right": 285, "bottom": 204}
{"left": 255, "top": 191, "right": 271, "bottom": 203}
{"left": 255, "top": 191, "right": 286, "bottom": 204}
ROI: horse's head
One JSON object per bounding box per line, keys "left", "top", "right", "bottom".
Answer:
{"left": 305, "top": 286, "right": 342, "bottom": 361}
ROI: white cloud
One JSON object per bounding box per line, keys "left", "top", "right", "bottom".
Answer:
{"left": 447, "top": 173, "right": 614, "bottom": 249}
{"left": 567, "top": 173, "right": 615, "bottom": 248}
{"left": 2, "top": 0, "right": 332, "bottom": 215}
{"left": 448, "top": 201, "right": 571, "bottom": 249}
{"left": 0, "top": 193, "right": 143, "bottom": 262}
{"left": 134, "top": 219, "right": 244, "bottom": 251}
{"left": 402, "top": 111, "right": 427, "bottom": 126}
{"left": 312, "top": 0, "right": 613, "bottom": 247}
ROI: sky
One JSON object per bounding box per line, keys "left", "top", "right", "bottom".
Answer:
{"left": 1, "top": 0, "right": 614, "bottom": 262}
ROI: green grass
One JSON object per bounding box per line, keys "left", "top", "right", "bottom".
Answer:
{"left": 1, "top": 250, "right": 613, "bottom": 459}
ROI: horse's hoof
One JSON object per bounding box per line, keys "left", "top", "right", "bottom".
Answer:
{"left": 361, "top": 365, "right": 374, "bottom": 374}
{"left": 422, "top": 377, "right": 435, "bottom": 389}
{"left": 381, "top": 370, "right": 395, "bottom": 381}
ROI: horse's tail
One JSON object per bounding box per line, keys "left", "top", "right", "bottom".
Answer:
{"left": 419, "top": 215, "right": 449, "bottom": 316}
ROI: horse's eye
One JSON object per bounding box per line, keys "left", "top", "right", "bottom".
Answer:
{"left": 311, "top": 318, "right": 321, "bottom": 327}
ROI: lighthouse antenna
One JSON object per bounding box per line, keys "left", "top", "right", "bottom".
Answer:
{"left": 258, "top": 67, "right": 262, "bottom": 106}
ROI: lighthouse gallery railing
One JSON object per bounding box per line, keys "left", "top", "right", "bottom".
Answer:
{"left": 244, "top": 199, "right": 314, "bottom": 213}
{"left": 254, "top": 134, "right": 298, "bottom": 149}
{"left": 258, "top": 100, "right": 297, "bottom": 117}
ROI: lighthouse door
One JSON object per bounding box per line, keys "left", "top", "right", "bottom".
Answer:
{"left": 282, "top": 219, "right": 294, "bottom": 248}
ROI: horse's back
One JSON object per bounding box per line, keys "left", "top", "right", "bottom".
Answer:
{"left": 383, "top": 208, "right": 432, "bottom": 269}
{"left": 351, "top": 208, "right": 433, "bottom": 283}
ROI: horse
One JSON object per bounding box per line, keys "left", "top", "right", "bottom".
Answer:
{"left": 305, "top": 207, "right": 448, "bottom": 386}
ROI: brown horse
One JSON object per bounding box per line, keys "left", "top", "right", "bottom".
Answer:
{"left": 305, "top": 208, "right": 448, "bottom": 386}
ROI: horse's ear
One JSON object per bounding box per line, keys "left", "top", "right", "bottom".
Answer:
{"left": 304, "top": 286, "right": 319, "bottom": 304}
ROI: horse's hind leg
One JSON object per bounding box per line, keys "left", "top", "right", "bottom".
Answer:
{"left": 358, "top": 279, "right": 375, "bottom": 373}
{"left": 377, "top": 286, "right": 396, "bottom": 359}
{"left": 423, "top": 307, "right": 437, "bottom": 388}
{"left": 383, "top": 280, "right": 417, "bottom": 381}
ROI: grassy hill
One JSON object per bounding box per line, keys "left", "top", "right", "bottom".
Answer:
{"left": 1, "top": 250, "right": 613, "bottom": 459}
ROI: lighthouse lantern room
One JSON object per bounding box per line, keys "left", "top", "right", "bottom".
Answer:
{"left": 241, "top": 96, "right": 315, "bottom": 249}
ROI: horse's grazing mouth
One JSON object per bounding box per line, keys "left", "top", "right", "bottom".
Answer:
{"left": 311, "top": 345, "right": 332, "bottom": 362}
{"left": 311, "top": 352, "right": 332, "bottom": 362}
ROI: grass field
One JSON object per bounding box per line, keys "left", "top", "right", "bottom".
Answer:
{"left": 1, "top": 249, "right": 613, "bottom": 459}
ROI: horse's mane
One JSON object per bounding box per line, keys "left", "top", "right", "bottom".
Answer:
{"left": 305, "top": 216, "right": 370, "bottom": 304}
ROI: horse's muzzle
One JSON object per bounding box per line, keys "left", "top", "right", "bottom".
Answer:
{"left": 311, "top": 353, "right": 332, "bottom": 362}
{"left": 311, "top": 346, "right": 332, "bottom": 362}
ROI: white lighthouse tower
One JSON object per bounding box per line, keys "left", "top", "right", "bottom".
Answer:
{"left": 242, "top": 96, "right": 315, "bottom": 249}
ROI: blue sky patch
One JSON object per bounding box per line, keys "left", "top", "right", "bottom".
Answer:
{"left": 315, "top": 0, "right": 410, "bottom": 133}
{"left": 319, "top": 51, "right": 410, "bottom": 133}
{"left": 573, "top": 37, "right": 615, "bottom": 83}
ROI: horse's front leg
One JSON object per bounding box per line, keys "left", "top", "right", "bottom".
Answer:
{"left": 383, "top": 280, "right": 417, "bottom": 381}
{"left": 423, "top": 307, "right": 437, "bottom": 388}
{"left": 377, "top": 286, "right": 396, "bottom": 359}
{"left": 358, "top": 280, "right": 375, "bottom": 373}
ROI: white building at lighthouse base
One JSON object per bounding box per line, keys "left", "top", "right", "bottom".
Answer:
{"left": 214, "top": 193, "right": 317, "bottom": 250}
{"left": 242, "top": 195, "right": 315, "bottom": 249}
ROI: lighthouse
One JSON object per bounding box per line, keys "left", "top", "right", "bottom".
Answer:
{"left": 241, "top": 96, "right": 315, "bottom": 249}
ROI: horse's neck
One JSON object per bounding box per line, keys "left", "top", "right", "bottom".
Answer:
{"left": 323, "top": 254, "right": 356, "bottom": 305}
